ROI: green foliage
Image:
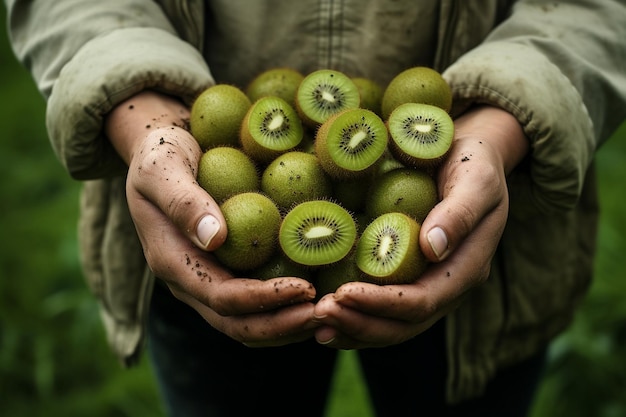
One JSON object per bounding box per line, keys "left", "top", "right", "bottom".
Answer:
{"left": 2, "top": 6, "right": 626, "bottom": 417}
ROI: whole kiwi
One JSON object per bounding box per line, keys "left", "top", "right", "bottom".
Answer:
{"left": 261, "top": 151, "right": 333, "bottom": 211}
{"left": 381, "top": 66, "right": 452, "bottom": 120}
{"left": 214, "top": 192, "right": 282, "bottom": 272}
{"left": 190, "top": 84, "right": 252, "bottom": 150}
{"left": 197, "top": 146, "right": 260, "bottom": 204}
{"left": 245, "top": 67, "right": 305, "bottom": 108}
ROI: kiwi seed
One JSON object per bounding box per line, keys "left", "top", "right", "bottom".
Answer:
{"left": 355, "top": 212, "right": 428, "bottom": 284}
{"left": 279, "top": 200, "right": 358, "bottom": 267}
{"left": 295, "top": 69, "right": 361, "bottom": 127}
{"left": 386, "top": 102, "right": 454, "bottom": 169}
{"left": 214, "top": 192, "right": 281, "bottom": 272}
{"left": 197, "top": 146, "right": 260, "bottom": 203}
{"left": 315, "top": 108, "right": 388, "bottom": 179}
{"left": 190, "top": 84, "right": 252, "bottom": 150}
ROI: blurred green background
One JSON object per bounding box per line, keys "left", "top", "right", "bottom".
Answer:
{"left": 1, "top": 6, "right": 625, "bottom": 416}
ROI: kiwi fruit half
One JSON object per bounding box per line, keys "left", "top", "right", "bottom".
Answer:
{"left": 197, "top": 146, "right": 260, "bottom": 203}
{"left": 240, "top": 96, "right": 304, "bottom": 164}
{"left": 213, "top": 192, "right": 282, "bottom": 272}
{"left": 245, "top": 67, "right": 304, "bottom": 108}
{"left": 355, "top": 212, "right": 428, "bottom": 284}
{"left": 279, "top": 200, "right": 357, "bottom": 267}
{"left": 315, "top": 108, "right": 388, "bottom": 179}
{"left": 381, "top": 66, "right": 452, "bottom": 120}
{"left": 261, "top": 151, "right": 333, "bottom": 211}
{"left": 190, "top": 84, "right": 252, "bottom": 150}
{"left": 387, "top": 102, "right": 454, "bottom": 169}
{"left": 295, "top": 69, "right": 361, "bottom": 127}
{"left": 366, "top": 168, "right": 438, "bottom": 223}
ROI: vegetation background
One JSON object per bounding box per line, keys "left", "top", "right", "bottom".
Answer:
{"left": 1, "top": 7, "right": 625, "bottom": 416}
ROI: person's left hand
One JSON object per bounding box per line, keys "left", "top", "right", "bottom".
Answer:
{"left": 312, "top": 105, "right": 529, "bottom": 349}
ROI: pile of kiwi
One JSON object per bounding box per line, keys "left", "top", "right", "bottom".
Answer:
{"left": 189, "top": 66, "right": 454, "bottom": 295}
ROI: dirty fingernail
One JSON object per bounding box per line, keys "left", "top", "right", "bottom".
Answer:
{"left": 427, "top": 226, "right": 449, "bottom": 260}
{"left": 197, "top": 214, "right": 220, "bottom": 248}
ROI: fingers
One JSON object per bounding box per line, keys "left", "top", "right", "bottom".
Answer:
{"left": 127, "top": 127, "right": 228, "bottom": 251}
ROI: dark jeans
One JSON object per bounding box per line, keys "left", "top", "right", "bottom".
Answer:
{"left": 147, "top": 283, "right": 546, "bottom": 417}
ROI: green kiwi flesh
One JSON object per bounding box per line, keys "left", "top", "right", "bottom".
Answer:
{"left": 315, "top": 108, "right": 388, "bottom": 179}
{"left": 279, "top": 200, "right": 357, "bottom": 266}
{"left": 355, "top": 212, "right": 427, "bottom": 284}
{"left": 296, "top": 69, "right": 361, "bottom": 126}
{"left": 240, "top": 96, "right": 304, "bottom": 164}
{"left": 387, "top": 102, "right": 454, "bottom": 168}
{"left": 214, "top": 192, "right": 281, "bottom": 272}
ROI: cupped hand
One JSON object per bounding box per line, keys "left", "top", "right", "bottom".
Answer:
{"left": 313, "top": 105, "right": 529, "bottom": 349}
{"left": 105, "top": 90, "right": 319, "bottom": 347}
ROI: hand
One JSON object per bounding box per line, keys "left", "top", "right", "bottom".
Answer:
{"left": 313, "top": 105, "right": 529, "bottom": 349}
{"left": 105, "top": 90, "right": 319, "bottom": 347}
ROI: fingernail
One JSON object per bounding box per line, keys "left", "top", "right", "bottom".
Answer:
{"left": 197, "top": 215, "right": 220, "bottom": 248}
{"left": 427, "top": 227, "right": 449, "bottom": 260}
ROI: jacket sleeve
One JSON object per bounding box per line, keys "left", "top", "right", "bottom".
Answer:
{"left": 5, "top": 0, "right": 213, "bottom": 179}
{"left": 443, "top": 0, "right": 626, "bottom": 213}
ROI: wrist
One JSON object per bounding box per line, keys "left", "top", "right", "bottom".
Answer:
{"left": 105, "top": 90, "right": 191, "bottom": 165}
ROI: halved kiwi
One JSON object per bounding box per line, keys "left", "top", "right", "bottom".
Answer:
{"left": 213, "top": 192, "right": 282, "bottom": 272}
{"left": 240, "top": 96, "right": 304, "bottom": 164}
{"left": 315, "top": 108, "right": 388, "bottom": 179}
{"left": 355, "top": 212, "right": 427, "bottom": 284}
{"left": 386, "top": 102, "right": 454, "bottom": 169}
{"left": 279, "top": 200, "right": 357, "bottom": 267}
{"left": 295, "top": 69, "right": 361, "bottom": 127}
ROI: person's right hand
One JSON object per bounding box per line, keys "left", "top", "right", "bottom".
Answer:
{"left": 105, "top": 90, "right": 320, "bottom": 347}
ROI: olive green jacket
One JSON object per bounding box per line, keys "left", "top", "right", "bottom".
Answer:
{"left": 6, "top": 0, "right": 626, "bottom": 403}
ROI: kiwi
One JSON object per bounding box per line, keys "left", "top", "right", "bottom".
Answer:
{"left": 386, "top": 102, "right": 454, "bottom": 169}
{"left": 295, "top": 69, "right": 361, "bottom": 127}
{"left": 331, "top": 178, "right": 371, "bottom": 213}
{"left": 213, "top": 192, "right": 282, "bottom": 272}
{"left": 197, "top": 146, "right": 260, "bottom": 203}
{"left": 240, "top": 96, "right": 304, "bottom": 164}
{"left": 190, "top": 84, "right": 252, "bottom": 150}
{"left": 261, "top": 151, "right": 333, "bottom": 211}
{"left": 279, "top": 200, "right": 357, "bottom": 267}
{"left": 245, "top": 67, "right": 305, "bottom": 108}
{"left": 315, "top": 108, "right": 388, "bottom": 179}
{"left": 249, "top": 253, "right": 314, "bottom": 281}
{"left": 381, "top": 66, "right": 452, "bottom": 120}
{"left": 352, "top": 77, "right": 384, "bottom": 117}
{"left": 366, "top": 168, "right": 438, "bottom": 223}
{"left": 355, "top": 212, "right": 428, "bottom": 284}
{"left": 313, "top": 252, "right": 367, "bottom": 298}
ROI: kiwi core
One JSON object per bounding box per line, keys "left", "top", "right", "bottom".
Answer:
{"left": 347, "top": 130, "right": 368, "bottom": 149}
{"left": 267, "top": 112, "right": 285, "bottom": 131}
{"left": 377, "top": 234, "right": 395, "bottom": 260}
{"left": 306, "top": 225, "right": 335, "bottom": 240}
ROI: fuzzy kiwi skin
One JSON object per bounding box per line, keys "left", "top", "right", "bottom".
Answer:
{"left": 295, "top": 69, "right": 361, "bottom": 127}
{"left": 249, "top": 253, "right": 314, "bottom": 281}
{"left": 313, "top": 252, "right": 369, "bottom": 299}
{"left": 279, "top": 199, "right": 358, "bottom": 267}
{"left": 190, "top": 84, "right": 252, "bottom": 150}
{"left": 314, "top": 108, "right": 388, "bottom": 180}
{"left": 365, "top": 168, "right": 438, "bottom": 224}
{"left": 213, "top": 192, "right": 282, "bottom": 272}
{"left": 352, "top": 77, "right": 384, "bottom": 117}
{"left": 386, "top": 102, "right": 454, "bottom": 170}
{"left": 245, "top": 67, "right": 305, "bottom": 108}
{"left": 240, "top": 96, "right": 304, "bottom": 164}
{"left": 197, "top": 146, "right": 260, "bottom": 204}
{"left": 261, "top": 151, "right": 333, "bottom": 211}
{"left": 381, "top": 66, "right": 452, "bottom": 120}
{"left": 355, "top": 212, "right": 428, "bottom": 284}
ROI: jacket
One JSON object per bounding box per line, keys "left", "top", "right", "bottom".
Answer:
{"left": 6, "top": 0, "right": 626, "bottom": 404}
